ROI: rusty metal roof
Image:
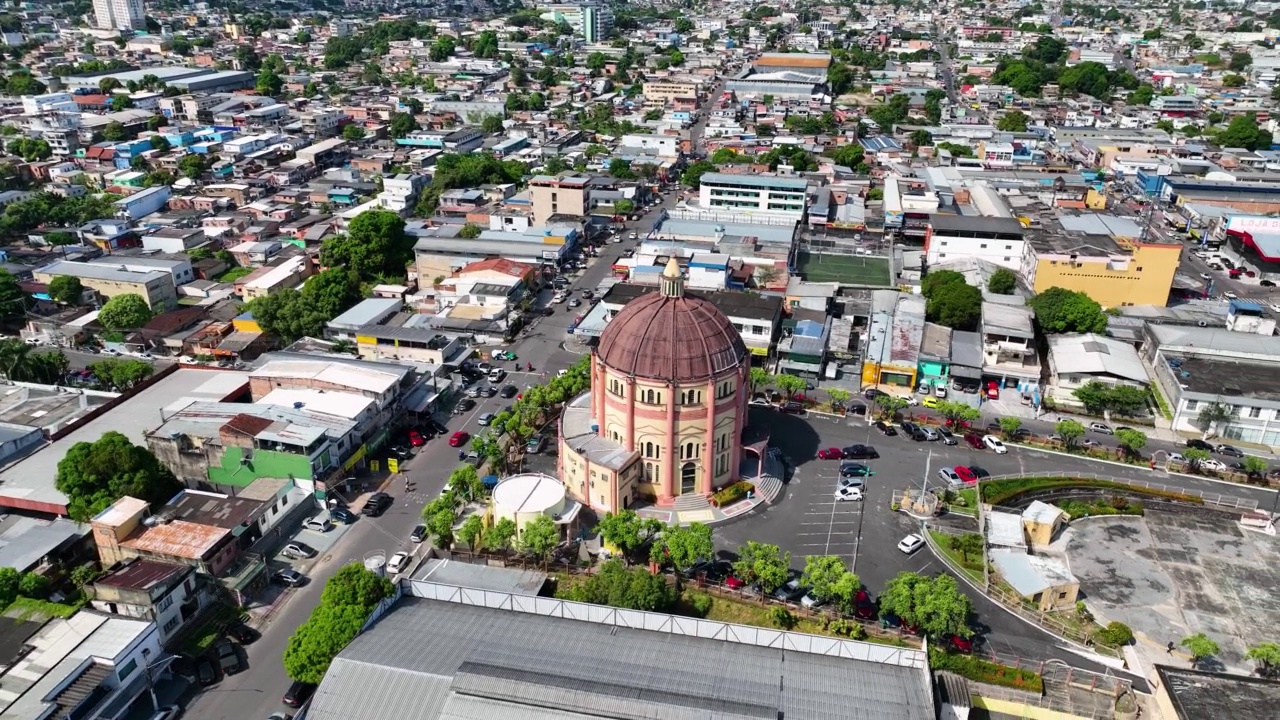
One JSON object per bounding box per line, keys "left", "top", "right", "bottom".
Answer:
{"left": 597, "top": 293, "right": 747, "bottom": 383}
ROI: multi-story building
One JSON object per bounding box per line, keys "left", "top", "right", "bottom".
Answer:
{"left": 93, "top": 0, "right": 145, "bottom": 31}
{"left": 1022, "top": 232, "right": 1182, "bottom": 308}
{"left": 35, "top": 260, "right": 178, "bottom": 310}
{"left": 91, "top": 559, "right": 212, "bottom": 645}
{"left": 698, "top": 172, "right": 808, "bottom": 220}
{"left": 925, "top": 215, "right": 1027, "bottom": 273}
{"left": 539, "top": 2, "right": 614, "bottom": 42}
{"left": 980, "top": 302, "right": 1040, "bottom": 395}
{"left": 530, "top": 174, "right": 590, "bottom": 225}
{"left": 861, "top": 294, "right": 924, "bottom": 391}
{"left": 642, "top": 80, "right": 701, "bottom": 105}
{"left": 379, "top": 173, "right": 427, "bottom": 214}
{"left": 21, "top": 92, "right": 77, "bottom": 116}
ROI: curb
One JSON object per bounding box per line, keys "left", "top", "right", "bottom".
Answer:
{"left": 1006, "top": 442, "right": 1279, "bottom": 494}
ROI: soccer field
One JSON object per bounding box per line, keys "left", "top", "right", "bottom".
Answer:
{"left": 796, "top": 252, "right": 892, "bottom": 286}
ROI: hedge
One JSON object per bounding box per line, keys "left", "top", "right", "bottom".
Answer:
{"left": 928, "top": 647, "right": 1044, "bottom": 692}
{"left": 712, "top": 481, "right": 754, "bottom": 506}
{"left": 981, "top": 477, "right": 1202, "bottom": 508}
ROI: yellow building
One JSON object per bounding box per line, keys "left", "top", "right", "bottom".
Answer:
{"left": 1021, "top": 500, "right": 1068, "bottom": 547}
{"left": 529, "top": 174, "right": 589, "bottom": 226}
{"left": 558, "top": 260, "right": 751, "bottom": 512}
{"left": 34, "top": 260, "right": 177, "bottom": 310}
{"left": 1027, "top": 237, "right": 1182, "bottom": 308}
{"left": 491, "top": 473, "right": 580, "bottom": 541}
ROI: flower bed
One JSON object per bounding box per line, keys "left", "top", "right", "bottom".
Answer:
{"left": 712, "top": 481, "right": 754, "bottom": 507}
{"left": 981, "top": 477, "right": 1203, "bottom": 508}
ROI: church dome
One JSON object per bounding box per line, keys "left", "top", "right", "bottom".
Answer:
{"left": 596, "top": 259, "right": 748, "bottom": 383}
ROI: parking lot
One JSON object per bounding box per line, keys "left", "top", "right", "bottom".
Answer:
{"left": 712, "top": 406, "right": 1277, "bottom": 672}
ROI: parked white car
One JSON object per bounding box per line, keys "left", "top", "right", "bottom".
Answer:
{"left": 897, "top": 534, "right": 925, "bottom": 554}
{"left": 834, "top": 486, "right": 863, "bottom": 502}
{"left": 302, "top": 517, "right": 332, "bottom": 533}
{"left": 1199, "top": 458, "right": 1228, "bottom": 472}
{"left": 983, "top": 435, "right": 1008, "bottom": 454}
{"left": 387, "top": 551, "right": 411, "bottom": 575}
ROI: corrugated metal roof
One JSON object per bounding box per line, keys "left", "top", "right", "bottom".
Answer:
{"left": 306, "top": 596, "right": 933, "bottom": 720}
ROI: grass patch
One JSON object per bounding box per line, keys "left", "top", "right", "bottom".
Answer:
{"left": 796, "top": 251, "right": 891, "bottom": 286}
{"left": 943, "top": 487, "right": 978, "bottom": 516}
{"left": 1057, "top": 497, "right": 1144, "bottom": 519}
{"left": 927, "top": 531, "right": 985, "bottom": 584}
{"left": 5, "top": 595, "right": 85, "bottom": 620}
{"left": 980, "top": 476, "right": 1203, "bottom": 507}
{"left": 181, "top": 604, "right": 242, "bottom": 656}
{"left": 929, "top": 647, "right": 1043, "bottom": 692}
{"left": 215, "top": 266, "right": 254, "bottom": 283}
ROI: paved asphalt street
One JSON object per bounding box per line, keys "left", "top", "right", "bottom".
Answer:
{"left": 181, "top": 195, "right": 681, "bottom": 720}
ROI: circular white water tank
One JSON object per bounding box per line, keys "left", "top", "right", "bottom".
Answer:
{"left": 492, "top": 473, "right": 568, "bottom": 527}
{"left": 364, "top": 551, "right": 387, "bottom": 577}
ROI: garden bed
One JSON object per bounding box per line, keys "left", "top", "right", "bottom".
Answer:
{"left": 927, "top": 530, "right": 985, "bottom": 584}
{"left": 980, "top": 477, "right": 1203, "bottom": 508}
{"left": 928, "top": 648, "right": 1044, "bottom": 692}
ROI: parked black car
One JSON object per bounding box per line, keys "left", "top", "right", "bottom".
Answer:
{"left": 1186, "top": 438, "right": 1215, "bottom": 452}
{"left": 873, "top": 421, "right": 898, "bottom": 436}
{"left": 283, "top": 680, "right": 317, "bottom": 708}
{"left": 224, "top": 621, "right": 258, "bottom": 645}
{"left": 1215, "top": 444, "right": 1245, "bottom": 458}
{"left": 780, "top": 401, "right": 805, "bottom": 414}
{"left": 329, "top": 507, "right": 357, "bottom": 525}
{"left": 864, "top": 388, "right": 886, "bottom": 400}
{"left": 841, "top": 444, "right": 879, "bottom": 459}
{"left": 501, "top": 384, "right": 519, "bottom": 398}
{"left": 214, "top": 639, "right": 243, "bottom": 675}
{"left": 410, "top": 524, "right": 428, "bottom": 543}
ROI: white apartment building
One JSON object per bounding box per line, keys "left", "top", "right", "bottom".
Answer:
{"left": 539, "top": 3, "right": 614, "bottom": 42}
{"left": 697, "top": 172, "right": 808, "bottom": 220}
{"left": 22, "top": 93, "right": 77, "bottom": 116}
{"left": 93, "top": 0, "right": 146, "bottom": 31}
{"left": 925, "top": 215, "right": 1027, "bottom": 273}
{"left": 379, "top": 173, "right": 427, "bottom": 214}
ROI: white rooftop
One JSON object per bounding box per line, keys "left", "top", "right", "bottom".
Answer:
{"left": 256, "top": 388, "right": 374, "bottom": 420}
{"left": 986, "top": 511, "right": 1027, "bottom": 549}
{"left": 492, "top": 473, "right": 566, "bottom": 514}
{"left": 251, "top": 360, "right": 400, "bottom": 395}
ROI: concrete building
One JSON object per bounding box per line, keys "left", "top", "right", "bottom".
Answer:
{"left": 697, "top": 172, "right": 808, "bottom": 220}
{"left": 861, "top": 294, "right": 925, "bottom": 391}
{"left": 981, "top": 302, "right": 1040, "bottom": 394}
{"left": 559, "top": 260, "right": 750, "bottom": 511}
{"left": 925, "top": 215, "right": 1027, "bottom": 273}
{"left": 1047, "top": 333, "right": 1149, "bottom": 407}
{"left": 990, "top": 549, "right": 1080, "bottom": 612}
{"left": 529, "top": 174, "right": 590, "bottom": 225}
{"left": 91, "top": 558, "right": 212, "bottom": 645}
{"left": 538, "top": 2, "right": 614, "bottom": 42}
{"left": 34, "top": 260, "right": 178, "bottom": 311}
{"left": 1023, "top": 223, "right": 1183, "bottom": 308}
{"left": 490, "top": 473, "right": 581, "bottom": 541}
{"left": 93, "top": 0, "right": 145, "bottom": 31}
{"left": 642, "top": 80, "right": 700, "bottom": 105}
{"left": 0, "top": 612, "right": 165, "bottom": 720}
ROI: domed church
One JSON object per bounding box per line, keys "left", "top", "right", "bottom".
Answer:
{"left": 558, "top": 259, "right": 750, "bottom": 513}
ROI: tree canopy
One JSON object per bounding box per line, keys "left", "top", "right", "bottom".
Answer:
{"left": 732, "top": 541, "right": 790, "bottom": 596}
{"left": 54, "top": 431, "right": 181, "bottom": 521}
{"left": 1216, "top": 114, "right": 1273, "bottom": 151}
{"left": 559, "top": 559, "right": 675, "bottom": 611}
{"left": 97, "top": 294, "right": 154, "bottom": 330}
{"left": 1028, "top": 287, "right": 1108, "bottom": 334}
{"left": 284, "top": 563, "right": 394, "bottom": 684}
{"left": 320, "top": 209, "right": 411, "bottom": 281}
{"left": 87, "top": 358, "right": 154, "bottom": 391}
{"left": 987, "top": 268, "right": 1017, "bottom": 295}
{"left": 922, "top": 271, "right": 981, "bottom": 330}
{"left": 877, "top": 571, "right": 973, "bottom": 639}
{"left": 245, "top": 268, "right": 362, "bottom": 343}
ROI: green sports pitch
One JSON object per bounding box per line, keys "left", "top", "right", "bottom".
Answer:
{"left": 796, "top": 252, "right": 892, "bottom": 286}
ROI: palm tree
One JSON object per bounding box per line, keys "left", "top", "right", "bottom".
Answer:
{"left": 0, "top": 338, "right": 35, "bottom": 381}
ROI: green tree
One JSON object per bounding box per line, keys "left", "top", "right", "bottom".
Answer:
{"left": 1216, "top": 113, "right": 1271, "bottom": 151}
{"left": 614, "top": 198, "right": 635, "bottom": 214}
{"left": 425, "top": 507, "right": 455, "bottom": 546}
{"left": 1182, "top": 447, "right": 1211, "bottom": 471}
{"left": 284, "top": 564, "right": 394, "bottom": 684}
{"left": 874, "top": 394, "right": 909, "bottom": 420}
{"left": 1242, "top": 455, "right": 1269, "bottom": 478}
{"left": 1180, "top": 633, "right": 1220, "bottom": 667}
{"left": 921, "top": 270, "right": 966, "bottom": 298}
{"left": 1055, "top": 419, "right": 1086, "bottom": 448}
{"left": 0, "top": 270, "right": 25, "bottom": 326}
{"left": 909, "top": 129, "right": 933, "bottom": 147}
{"left": 801, "top": 555, "right": 857, "bottom": 605}
{"left": 732, "top": 541, "right": 790, "bottom": 598}
{"left": 935, "top": 400, "right": 980, "bottom": 428}
{"left": 827, "top": 388, "right": 852, "bottom": 410}
{"left": 681, "top": 159, "right": 718, "bottom": 187}
{"left": 102, "top": 121, "right": 126, "bottom": 141}
{"left": 18, "top": 571, "right": 50, "bottom": 599}
{"left": 1072, "top": 381, "right": 1113, "bottom": 415}
{"left": 54, "top": 431, "right": 181, "bottom": 521}
{"left": 996, "top": 110, "right": 1030, "bottom": 132}
{"left": 998, "top": 416, "right": 1023, "bottom": 438}
{"left": 1246, "top": 642, "right": 1280, "bottom": 676}
{"left": 48, "top": 275, "right": 84, "bottom": 305}
{"left": 481, "top": 114, "right": 504, "bottom": 134}
{"left": 926, "top": 281, "right": 982, "bottom": 330}
{"left": 878, "top": 571, "right": 972, "bottom": 639}
{"left": 488, "top": 517, "right": 517, "bottom": 553}
{"left": 177, "top": 154, "right": 207, "bottom": 180}
{"left": 97, "top": 294, "right": 153, "bottom": 330}
{"left": 773, "top": 373, "right": 808, "bottom": 399}
{"left": 389, "top": 112, "right": 419, "bottom": 139}
{"left": 320, "top": 209, "right": 410, "bottom": 280}
{"left": 1229, "top": 51, "right": 1253, "bottom": 72}
{"left": 652, "top": 522, "right": 713, "bottom": 580}
{"left": 87, "top": 358, "right": 154, "bottom": 391}
{"left": 1114, "top": 428, "right": 1147, "bottom": 458}
{"left": 749, "top": 367, "right": 773, "bottom": 394}
{"left": 597, "top": 509, "right": 664, "bottom": 565}
{"left": 607, "top": 158, "right": 635, "bottom": 178}
{"left": 256, "top": 67, "right": 283, "bottom": 96}
{"left": 1028, "top": 287, "right": 1108, "bottom": 334}
{"left": 1128, "top": 84, "right": 1155, "bottom": 106}
{"left": 987, "top": 268, "right": 1017, "bottom": 295}
{"left": 149, "top": 136, "right": 171, "bottom": 154}
{"left": 519, "top": 514, "right": 560, "bottom": 564}
{"left": 948, "top": 533, "right": 984, "bottom": 563}
{"left": 0, "top": 567, "right": 18, "bottom": 607}
{"left": 560, "top": 559, "right": 675, "bottom": 611}
{"left": 1193, "top": 401, "right": 1232, "bottom": 437}
{"left": 458, "top": 515, "right": 485, "bottom": 551}
{"left": 459, "top": 223, "right": 482, "bottom": 239}
{"left": 342, "top": 124, "right": 366, "bottom": 141}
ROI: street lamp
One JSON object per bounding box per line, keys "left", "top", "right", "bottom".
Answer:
{"left": 140, "top": 647, "right": 158, "bottom": 711}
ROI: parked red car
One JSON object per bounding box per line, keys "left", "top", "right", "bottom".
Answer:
{"left": 448, "top": 431, "right": 470, "bottom": 447}
{"left": 954, "top": 466, "right": 977, "bottom": 484}
{"left": 725, "top": 575, "right": 746, "bottom": 590}
{"left": 948, "top": 634, "right": 974, "bottom": 653}
{"left": 964, "top": 433, "right": 985, "bottom": 450}
{"left": 853, "top": 590, "right": 876, "bottom": 620}
{"left": 407, "top": 429, "right": 426, "bottom": 447}
{"left": 985, "top": 382, "right": 1000, "bottom": 399}
{"left": 817, "top": 447, "right": 844, "bottom": 460}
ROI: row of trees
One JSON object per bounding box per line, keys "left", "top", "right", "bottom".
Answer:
{"left": 283, "top": 564, "right": 395, "bottom": 684}
{"left": 1071, "top": 381, "right": 1151, "bottom": 418}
